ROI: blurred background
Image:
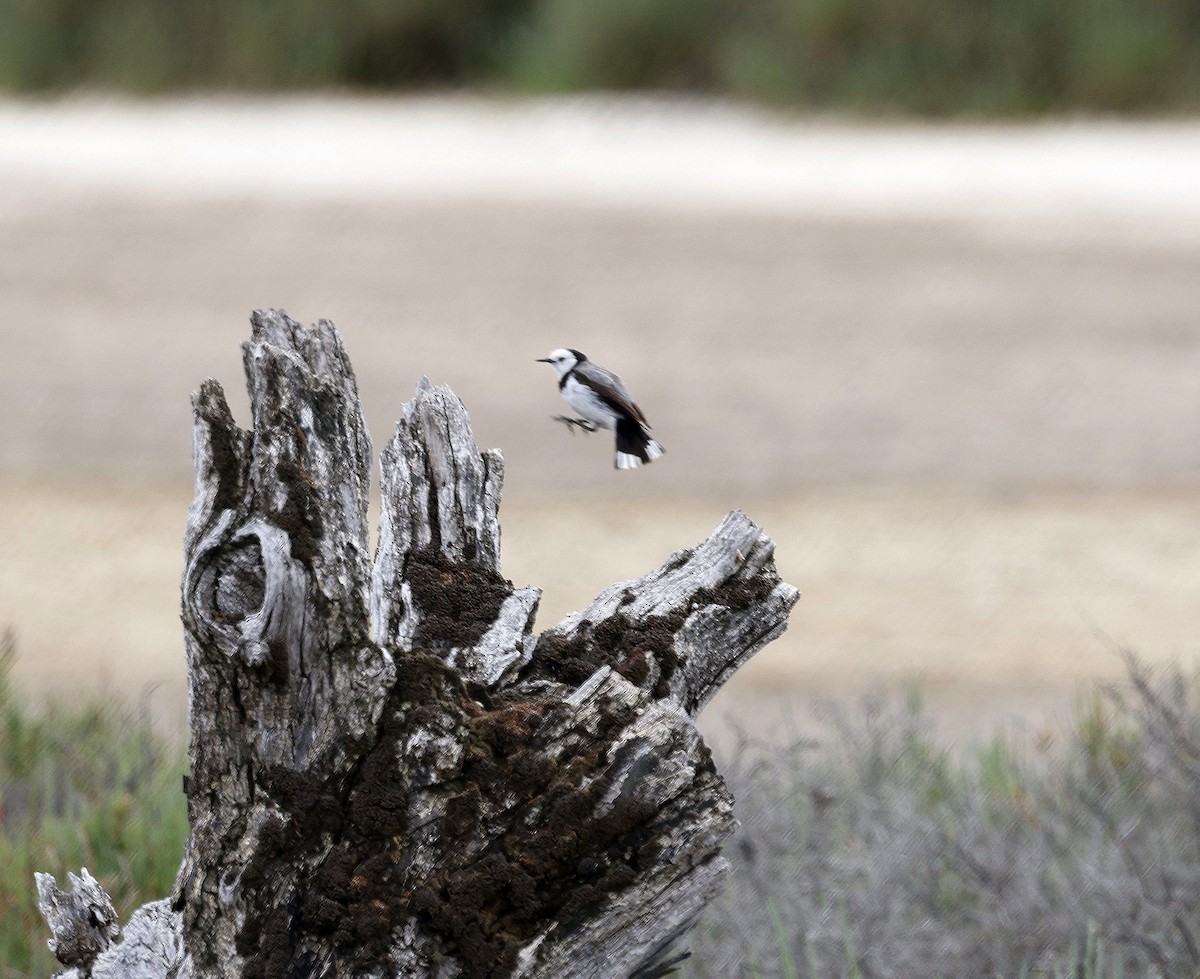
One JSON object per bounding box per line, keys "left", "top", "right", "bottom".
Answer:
{"left": 3, "top": 1, "right": 1200, "bottom": 974}
{"left": 2, "top": 0, "right": 1200, "bottom": 745}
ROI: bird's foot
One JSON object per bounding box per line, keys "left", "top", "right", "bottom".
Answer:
{"left": 552, "top": 415, "right": 597, "bottom": 434}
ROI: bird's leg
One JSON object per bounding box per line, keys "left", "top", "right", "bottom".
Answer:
{"left": 552, "top": 415, "right": 597, "bottom": 435}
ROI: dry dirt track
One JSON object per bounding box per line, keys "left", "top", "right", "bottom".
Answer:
{"left": 2, "top": 96, "right": 1199, "bottom": 743}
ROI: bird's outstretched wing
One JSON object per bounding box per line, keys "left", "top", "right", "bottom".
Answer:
{"left": 573, "top": 360, "right": 651, "bottom": 427}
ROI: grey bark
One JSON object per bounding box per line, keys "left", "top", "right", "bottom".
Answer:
{"left": 37, "top": 309, "right": 799, "bottom": 979}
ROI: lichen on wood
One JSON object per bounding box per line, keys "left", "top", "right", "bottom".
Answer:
{"left": 37, "top": 309, "right": 799, "bottom": 979}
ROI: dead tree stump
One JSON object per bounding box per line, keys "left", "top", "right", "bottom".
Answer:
{"left": 36, "top": 309, "right": 799, "bottom": 979}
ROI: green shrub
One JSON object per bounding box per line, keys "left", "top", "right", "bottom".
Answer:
{"left": 0, "top": 0, "right": 533, "bottom": 92}
{"left": 509, "top": 0, "right": 726, "bottom": 92}
{"left": 0, "top": 633, "right": 187, "bottom": 979}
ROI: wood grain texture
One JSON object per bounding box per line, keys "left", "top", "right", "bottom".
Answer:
{"left": 38, "top": 310, "right": 798, "bottom": 979}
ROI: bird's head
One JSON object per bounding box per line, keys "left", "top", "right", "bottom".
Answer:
{"left": 536, "top": 348, "right": 586, "bottom": 378}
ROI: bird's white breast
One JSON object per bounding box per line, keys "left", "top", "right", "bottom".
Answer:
{"left": 562, "top": 376, "right": 619, "bottom": 430}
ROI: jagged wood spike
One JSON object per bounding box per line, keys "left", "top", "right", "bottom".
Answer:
{"left": 526, "top": 509, "right": 799, "bottom": 717}
{"left": 35, "top": 869, "right": 119, "bottom": 973}
{"left": 370, "top": 377, "right": 539, "bottom": 687}
{"left": 37, "top": 310, "right": 800, "bottom": 979}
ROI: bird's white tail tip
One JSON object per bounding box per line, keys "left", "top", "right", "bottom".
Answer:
{"left": 615, "top": 440, "right": 665, "bottom": 469}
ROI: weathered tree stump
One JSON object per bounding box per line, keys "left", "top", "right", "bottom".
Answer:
{"left": 36, "top": 310, "right": 799, "bottom": 978}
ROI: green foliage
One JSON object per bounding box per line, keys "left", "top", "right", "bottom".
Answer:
{"left": 1, "top": 0, "right": 1199, "bottom": 113}
{"left": 341, "top": 0, "right": 533, "bottom": 87}
{"left": 712, "top": 0, "right": 1200, "bottom": 114}
{"left": 0, "top": 0, "right": 533, "bottom": 92}
{"left": 0, "top": 633, "right": 187, "bottom": 979}
{"left": 508, "top": 0, "right": 726, "bottom": 92}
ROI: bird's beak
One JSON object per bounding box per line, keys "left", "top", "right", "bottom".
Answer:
{"left": 536, "top": 357, "right": 553, "bottom": 363}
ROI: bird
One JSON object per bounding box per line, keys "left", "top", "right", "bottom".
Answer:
{"left": 537, "top": 348, "right": 665, "bottom": 470}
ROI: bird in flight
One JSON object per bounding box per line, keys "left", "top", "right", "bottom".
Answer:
{"left": 537, "top": 348, "right": 665, "bottom": 470}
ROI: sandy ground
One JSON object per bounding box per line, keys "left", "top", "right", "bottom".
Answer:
{"left": 2, "top": 96, "right": 1199, "bottom": 744}
{"left": 4, "top": 483, "right": 1200, "bottom": 744}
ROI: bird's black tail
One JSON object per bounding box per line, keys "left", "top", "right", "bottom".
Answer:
{"left": 615, "top": 417, "right": 665, "bottom": 470}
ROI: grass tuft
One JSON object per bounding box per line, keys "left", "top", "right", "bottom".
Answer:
{"left": 685, "top": 653, "right": 1200, "bottom": 978}
{"left": 0, "top": 631, "right": 187, "bottom": 979}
